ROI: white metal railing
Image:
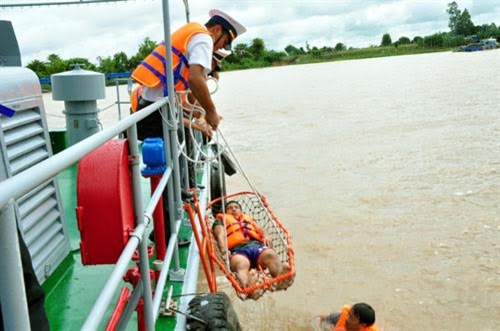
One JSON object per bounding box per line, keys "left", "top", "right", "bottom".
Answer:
{"left": 0, "top": 101, "right": 164, "bottom": 209}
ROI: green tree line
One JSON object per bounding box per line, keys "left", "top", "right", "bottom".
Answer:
{"left": 27, "top": 1, "right": 499, "bottom": 79}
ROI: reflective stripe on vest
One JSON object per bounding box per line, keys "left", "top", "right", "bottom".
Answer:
{"left": 131, "top": 22, "right": 209, "bottom": 95}
{"left": 138, "top": 46, "right": 187, "bottom": 97}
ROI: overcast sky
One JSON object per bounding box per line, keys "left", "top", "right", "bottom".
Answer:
{"left": 0, "top": 0, "right": 499, "bottom": 65}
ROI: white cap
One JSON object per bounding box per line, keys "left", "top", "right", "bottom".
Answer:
{"left": 208, "top": 9, "right": 247, "bottom": 41}
{"left": 213, "top": 49, "right": 232, "bottom": 64}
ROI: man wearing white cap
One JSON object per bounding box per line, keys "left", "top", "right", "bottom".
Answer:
{"left": 130, "top": 9, "right": 246, "bottom": 245}
{"left": 131, "top": 9, "right": 246, "bottom": 135}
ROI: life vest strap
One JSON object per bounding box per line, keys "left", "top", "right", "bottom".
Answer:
{"left": 171, "top": 46, "right": 189, "bottom": 67}
{"left": 151, "top": 50, "right": 166, "bottom": 63}
{"left": 140, "top": 61, "right": 166, "bottom": 85}
{"left": 140, "top": 45, "right": 189, "bottom": 96}
{"left": 171, "top": 46, "right": 189, "bottom": 91}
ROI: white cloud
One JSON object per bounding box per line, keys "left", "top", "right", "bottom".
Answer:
{"left": 0, "top": 0, "right": 498, "bottom": 65}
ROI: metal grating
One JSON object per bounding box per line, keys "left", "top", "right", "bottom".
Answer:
{"left": 0, "top": 96, "right": 71, "bottom": 282}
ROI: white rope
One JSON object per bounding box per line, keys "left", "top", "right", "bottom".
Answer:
{"left": 157, "top": 96, "right": 177, "bottom": 130}
{"left": 171, "top": 91, "right": 262, "bottom": 199}
{"left": 171, "top": 82, "right": 283, "bottom": 269}
{"left": 175, "top": 88, "right": 226, "bottom": 164}
{"left": 206, "top": 76, "right": 219, "bottom": 94}
{"left": 216, "top": 129, "right": 261, "bottom": 196}
{"left": 217, "top": 130, "right": 288, "bottom": 249}
{"left": 179, "top": 116, "right": 224, "bottom": 164}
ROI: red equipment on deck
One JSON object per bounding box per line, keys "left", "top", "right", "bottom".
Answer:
{"left": 76, "top": 139, "right": 135, "bottom": 265}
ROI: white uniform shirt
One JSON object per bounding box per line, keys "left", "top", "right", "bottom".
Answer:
{"left": 141, "top": 33, "right": 213, "bottom": 102}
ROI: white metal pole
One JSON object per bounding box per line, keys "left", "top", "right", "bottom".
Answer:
{"left": 0, "top": 200, "right": 31, "bottom": 331}
{"left": 161, "top": 0, "right": 183, "bottom": 274}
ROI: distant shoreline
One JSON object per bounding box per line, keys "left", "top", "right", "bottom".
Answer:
{"left": 40, "top": 46, "right": 499, "bottom": 92}
{"left": 224, "top": 45, "right": 456, "bottom": 71}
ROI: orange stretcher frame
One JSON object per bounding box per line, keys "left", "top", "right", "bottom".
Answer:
{"left": 184, "top": 190, "right": 296, "bottom": 300}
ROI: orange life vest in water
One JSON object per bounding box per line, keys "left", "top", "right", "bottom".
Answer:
{"left": 130, "top": 21, "right": 209, "bottom": 110}
{"left": 332, "top": 305, "right": 379, "bottom": 331}
{"left": 215, "top": 213, "right": 263, "bottom": 249}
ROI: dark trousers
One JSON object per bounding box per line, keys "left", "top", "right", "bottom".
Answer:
{"left": 136, "top": 99, "right": 196, "bottom": 188}
{"left": 136, "top": 101, "right": 172, "bottom": 242}
{"left": 0, "top": 231, "right": 50, "bottom": 331}
{"left": 136, "top": 100, "right": 196, "bottom": 244}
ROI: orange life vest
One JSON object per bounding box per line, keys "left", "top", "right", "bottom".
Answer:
{"left": 332, "top": 305, "right": 379, "bottom": 331}
{"left": 131, "top": 22, "right": 210, "bottom": 99}
{"left": 130, "top": 85, "right": 143, "bottom": 113}
{"left": 215, "top": 213, "right": 263, "bottom": 249}
{"left": 130, "top": 84, "right": 191, "bottom": 113}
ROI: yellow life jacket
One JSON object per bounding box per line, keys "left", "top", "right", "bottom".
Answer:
{"left": 131, "top": 22, "right": 210, "bottom": 96}
{"left": 332, "top": 305, "right": 379, "bottom": 331}
{"left": 215, "top": 213, "right": 263, "bottom": 250}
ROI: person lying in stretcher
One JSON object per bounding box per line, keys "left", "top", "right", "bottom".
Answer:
{"left": 212, "top": 200, "right": 291, "bottom": 298}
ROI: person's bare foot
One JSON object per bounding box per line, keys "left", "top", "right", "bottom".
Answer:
{"left": 274, "top": 262, "right": 293, "bottom": 290}
{"left": 247, "top": 269, "right": 259, "bottom": 287}
{"left": 246, "top": 269, "right": 265, "bottom": 300}
{"left": 249, "top": 289, "right": 264, "bottom": 300}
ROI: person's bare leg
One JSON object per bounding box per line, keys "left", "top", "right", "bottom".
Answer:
{"left": 258, "top": 250, "right": 293, "bottom": 290}
{"left": 230, "top": 254, "right": 252, "bottom": 287}
{"left": 257, "top": 249, "right": 282, "bottom": 277}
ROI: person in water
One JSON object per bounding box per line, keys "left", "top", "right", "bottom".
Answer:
{"left": 319, "top": 302, "right": 379, "bottom": 331}
{"left": 212, "top": 200, "right": 291, "bottom": 294}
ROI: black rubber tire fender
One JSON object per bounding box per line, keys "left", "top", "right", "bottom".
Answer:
{"left": 211, "top": 144, "right": 237, "bottom": 176}
{"left": 186, "top": 292, "right": 241, "bottom": 331}
{"left": 210, "top": 161, "right": 226, "bottom": 215}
